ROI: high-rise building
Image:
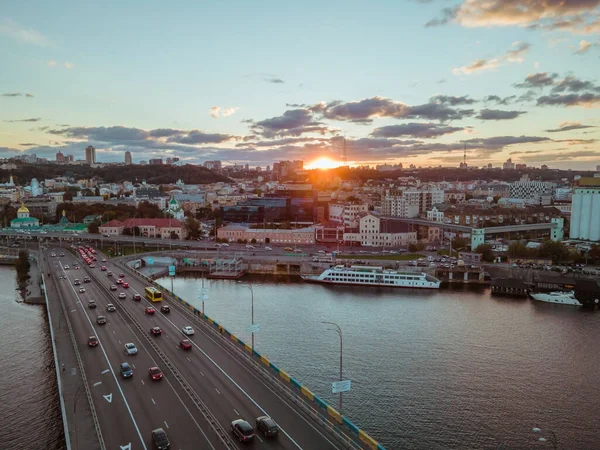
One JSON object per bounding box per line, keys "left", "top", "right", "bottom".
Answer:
{"left": 124, "top": 151, "right": 132, "bottom": 165}
{"left": 204, "top": 160, "right": 222, "bottom": 171}
{"left": 502, "top": 158, "right": 515, "bottom": 170}
{"left": 66, "top": 154, "right": 74, "bottom": 162}
{"left": 149, "top": 158, "right": 163, "bottom": 165}
{"left": 85, "top": 146, "right": 96, "bottom": 165}
{"left": 56, "top": 151, "right": 65, "bottom": 163}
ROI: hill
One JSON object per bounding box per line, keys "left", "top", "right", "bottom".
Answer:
{"left": 0, "top": 162, "right": 230, "bottom": 185}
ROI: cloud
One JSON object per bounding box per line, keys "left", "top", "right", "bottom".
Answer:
{"left": 4, "top": 118, "right": 42, "bottom": 123}
{"left": 265, "top": 77, "right": 284, "bottom": 84}
{"left": 483, "top": 95, "right": 517, "bottom": 105}
{"left": 371, "top": 123, "right": 464, "bottom": 138}
{"left": 166, "top": 130, "right": 236, "bottom": 144}
{"left": 0, "top": 18, "right": 50, "bottom": 46}
{"left": 248, "top": 109, "right": 334, "bottom": 138}
{"left": 545, "top": 121, "right": 596, "bottom": 132}
{"left": 19, "top": 143, "right": 37, "bottom": 146}
{"left": 537, "top": 92, "right": 600, "bottom": 107}
{"left": 453, "top": 42, "right": 530, "bottom": 75}
{"left": 312, "top": 96, "right": 474, "bottom": 123}
{"left": 476, "top": 109, "right": 527, "bottom": 120}
{"left": 1, "top": 92, "right": 34, "bottom": 98}
{"left": 64, "top": 62, "right": 73, "bottom": 69}
{"left": 429, "top": 95, "right": 476, "bottom": 105}
{"left": 50, "top": 126, "right": 150, "bottom": 141}
{"left": 148, "top": 128, "right": 183, "bottom": 138}
{"left": 426, "top": 0, "right": 600, "bottom": 35}
{"left": 575, "top": 39, "right": 593, "bottom": 54}
{"left": 48, "top": 60, "right": 56, "bottom": 67}
{"left": 210, "top": 106, "right": 240, "bottom": 118}
{"left": 551, "top": 75, "right": 599, "bottom": 93}
{"left": 515, "top": 72, "right": 559, "bottom": 88}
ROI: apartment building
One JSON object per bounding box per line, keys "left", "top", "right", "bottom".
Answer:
{"left": 217, "top": 224, "right": 315, "bottom": 244}
{"left": 328, "top": 203, "right": 369, "bottom": 228}
{"left": 343, "top": 212, "right": 417, "bottom": 247}
{"left": 382, "top": 188, "right": 443, "bottom": 218}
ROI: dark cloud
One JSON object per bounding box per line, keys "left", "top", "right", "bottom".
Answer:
{"left": 249, "top": 109, "right": 332, "bottom": 138}
{"left": 313, "top": 96, "right": 474, "bottom": 123}
{"left": 4, "top": 118, "right": 41, "bottom": 123}
{"left": 371, "top": 123, "right": 464, "bottom": 139}
{"left": 148, "top": 128, "right": 183, "bottom": 138}
{"left": 238, "top": 137, "right": 329, "bottom": 148}
{"left": 19, "top": 143, "right": 38, "bottom": 146}
{"left": 476, "top": 109, "right": 527, "bottom": 120}
{"left": 484, "top": 95, "right": 517, "bottom": 105}
{"left": 430, "top": 95, "right": 476, "bottom": 105}
{"left": 50, "top": 126, "right": 149, "bottom": 141}
{"left": 166, "top": 130, "right": 236, "bottom": 145}
{"left": 265, "top": 77, "right": 284, "bottom": 84}
{"left": 537, "top": 92, "right": 600, "bottom": 106}
{"left": 551, "top": 76, "right": 600, "bottom": 93}
{"left": 515, "top": 72, "right": 558, "bottom": 89}
{"left": 546, "top": 122, "right": 596, "bottom": 132}
{"left": 2, "top": 92, "right": 33, "bottom": 97}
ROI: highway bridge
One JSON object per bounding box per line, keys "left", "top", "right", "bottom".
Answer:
{"left": 41, "top": 243, "right": 384, "bottom": 450}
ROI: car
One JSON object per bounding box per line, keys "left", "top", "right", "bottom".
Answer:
{"left": 74, "top": 280, "right": 81, "bottom": 286}
{"left": 182, "top": 326, "right": 194, "bottom": 335}
{"left": 107, "top": 272, "right": 113, "bottom": 277}
{"left": 107, "top": 303, "right": 116, "bottom": 312}
{"left": 116, "top": 278, "right": 123, "bottom": 284}
{"left": 246, "top": 244, "right": 255, "bottom": 249}
{"left": 119, "top": 273, "right": 125, "bottom": 278}
{"left": 221, "top": 243, "right": 229, "bottom": 247}
{"left": 50, "top": 253, "right": 56, "bottom": 257}
{"left": 64, "top": 265, "right": 70, "bottom": 270}
{"left": 122, "top": 282, "right": 129, "bottom": 288}
{"left": 59, "top": 253, "right": 65, "bottom": 257}
{"left": 151, "top": 428, "right": 170, "bottom": 450}
{"left": 150, "top": 326, "right": 162, "bottom": 336}
{"left": 88, "top": 336, "right": 99, "bottom": 347}
{"left": 120, "top": 362, "right": 133, "bottom": 378}
{"left": 118, "top": 292, "right": 126, "bottom": 299}
{"left": 145, "top": 306, "right": 156, "bottom": 315}
{"left": 160, "top": 305, "right": 170, "bottom": 313}
{"left": 96, "top": 315, "right": 107, "bottom": 325}
{"left": 133, "top": 293, "right": 141, "bottom": 301}
{"left": 231, "top": 419, "right": 255, "bottom": 442}
{"left": 101, "top": 266, "right": 107, "bottom": 271}
{"left": 101, "top": 258, "right": 107, "bottom": 262}
{"left": 90, "top": 264, "right": 96, "bottom": 268}
{"left": 179, "top": 339, "right": 192, "bottom": 350}
{"left": 110, "top": 285, "right": 117, "bottom": 291}
{"left": 88, "top": 300, "right": 97, "bottom": 309}
{"left": 264, "top": 246, "right": 272, "bottom": 251}
{"left": 256, "top": 416, "right": 279, "bottom": 438}
{"left": 124, "top": 343, "right": 138, "bottom": 355}
{"left": 84, "top": 277, "right": 91, "bottom": 283}
{"left": 148, "top": 367, "right": 163, "bottom": 381}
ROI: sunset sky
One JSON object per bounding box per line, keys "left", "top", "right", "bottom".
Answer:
{"left": 1, "top": 0, "right": 599, "bottom": 169}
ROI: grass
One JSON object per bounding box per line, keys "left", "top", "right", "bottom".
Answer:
{"left": 337, "top": 253, "right": 425, "bottom": 261}
{"left": 437, "top": 249, "right": 460, "bottom": 257}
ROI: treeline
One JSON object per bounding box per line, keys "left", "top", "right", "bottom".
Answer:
{"left": 0, "top": 162, "right": 230, "bottom": 186}
{"left": 57, "top": 201, "right": 165, "bottom": 226}
{"left": 15, "top": 251, "right": 30, "bottom": 285}
{"left": 474, "top": 241, "right": 600, "bottom": 264}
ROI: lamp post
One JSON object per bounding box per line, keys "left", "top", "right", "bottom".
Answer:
{"left": 322, "top": 320, "right": 343, "bottom": 414}
{"left": 238, "top": 282, "right": 255, "bottom": 351}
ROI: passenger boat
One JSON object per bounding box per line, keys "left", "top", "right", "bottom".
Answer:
{"left": 301, "top": 265, "right": 441, "bottom": 289}
{"left": 530, "top": 291, "right": 582, "bottom": 306}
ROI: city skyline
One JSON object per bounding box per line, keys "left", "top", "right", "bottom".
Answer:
{"left": 1, "top": 1, "right": 599, "bottom": 170}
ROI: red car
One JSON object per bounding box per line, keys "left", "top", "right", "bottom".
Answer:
{"left": 145, "top": 306, "right": 156, "bottom": 315}
{"left": 88, "top": 336, "right": 99, "bottom": 347}
{"left": 148, "top": 367, "right": 163, "bottom": 381}
{"left": 179, "top": 339, "right": 192, "bottom": 350}
{"left": 133, "top": 293, "right": 141, "bottom": 301}
{"left": 101, "top": 266, "right": 107, "bottom": 271}
{"left": 150, "top": 327, "right": 162, "bottom": 336}
{"left": 119, "top": 274, "right": 125, "bottom": 278}
{"left": 122, "top": 282, "right": 129, "bottom": 288}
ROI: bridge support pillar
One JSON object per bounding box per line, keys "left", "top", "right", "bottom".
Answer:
{"left": 551, "top": 218, "right": 564, "bottom": 241}
{"left": 471, "top": 228, "right": 485, "bottom": 250}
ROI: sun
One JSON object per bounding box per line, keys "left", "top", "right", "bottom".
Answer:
{"left": 305, "top": 157, "right": 341, "bottom": 170}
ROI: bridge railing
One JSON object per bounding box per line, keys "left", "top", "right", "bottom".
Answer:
{"left": 124, "top": 262, "right": 387, "bottom": 450}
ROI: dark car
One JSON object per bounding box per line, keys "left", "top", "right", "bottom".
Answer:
{"left": 151, "top": 428, "right": 170, "bottom": 450}
{"left": 150, "top": 327, "right": 162, "bottom": 336}
{"left": 256, "top": 416, "right": 279, "bottom": 438}
{"left": 96, "top": 315, "right": 107, "bottom": 325}
{"left": 110, "top": 285, "right": 117, "bottom": 291}
{"left": 133, "top": 293, "right": 141, "bottom": 301}
{"left": 107, "top": 304, "right": 116, "bottom": 312}
{"left": 231, "top": 419, "right": 255, "bottom": 442}
{"left": 88, "top": 336, "right": 99, "bottom": 347}
{"left": 84, "top": 277, "right": 91, "bottom": 283}
{"left": 160, "top": 305, "right": 170, "bottom": 313}
{"left": 179, "top": 339, "right": 192, "bottom": 350}
{"left": 120, "top": 362, "right": 133, "bottom": 378}
{"left": 148, "top": 367, "right": 163, "bottom": 381}
{"left": 88, "top": 300, "right": 97, "bottom": 309}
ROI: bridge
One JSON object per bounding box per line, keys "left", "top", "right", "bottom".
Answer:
{"left": 41, "top": 242, "right": 385, "bottom": 450}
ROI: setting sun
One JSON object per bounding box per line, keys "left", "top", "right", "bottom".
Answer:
{"left": 305, "top": 157, "right": 341, "bottom": 170}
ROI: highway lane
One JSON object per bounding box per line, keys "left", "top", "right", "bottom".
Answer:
{"left": 89, "top": 251, "right": 356, "bottom": 449}
{"left": 50, "top": 249, "right": 227, "bottom": 450}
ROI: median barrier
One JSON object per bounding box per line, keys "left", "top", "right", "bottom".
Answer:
{"left": 132, "top": 267, "right": 386, "bottom": 450}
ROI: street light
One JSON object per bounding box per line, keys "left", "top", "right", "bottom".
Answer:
{"left": 237, "top": 281, "right": 255, "bottom": 351}
{"left": 322, "top": 320, "right": 343, "bottom": 414}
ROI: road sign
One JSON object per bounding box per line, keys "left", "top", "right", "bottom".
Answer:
{"left": 168, "top": 265, "right": 176, "bottom": 276}
{"left": 147, "top": 257, "right": 154, "bottom": 266}
{"left": 332, "top": 380, "right": 351, "bottom": 394}
{"left": 247, "top": 324, "right": 260, "bottom": 333}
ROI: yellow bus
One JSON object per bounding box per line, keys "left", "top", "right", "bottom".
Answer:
{"left": 145, "top": 287, "right": 163, "bottom": 302}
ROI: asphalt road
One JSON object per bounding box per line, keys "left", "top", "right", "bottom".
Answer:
{"left": 51, "top": 246, "right": 356, "bottom": 450}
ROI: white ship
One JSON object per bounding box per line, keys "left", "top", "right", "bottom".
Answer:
{"left": 530, "top": 291, "right": 582, "bottom": 306}
{"left": 302, "top": 265, "right": 441, "bottom": 289}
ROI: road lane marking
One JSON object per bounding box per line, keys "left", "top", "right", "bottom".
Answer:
{"left": 101, "top": 369, "right": 110, "bottom": 374}
{"left": 93, "top": 382, "right": 102, "bottom": 387}
{"left": 151, "top": 398, "right": 156, "bottom": 405}
{"left": 112, "top": 330, "right": 115, "bottom": 334}
{"left": 200, "top": 370, "right": 204, "bottom": 377}
{"left": 141, "top": 380, "right": 145, "bottom": 385}
{"left": 164, "top": 421, "right": 169, "bottom": 428}
{"left": 103, "top": 393, "right": 113, "bottom": 403}
{"left": 186, "top": 357, "right": 191, "bottom": 362}
{"left": 233, "top": 409, "right": 239, "bottom": 416}
{"left": 215, "top": 388, "right": 220, "bottom": 394}
{"left": 70, "top": 309, "right": 76, "bottom": 312}
{"left": 120, "top": 444, "right": 131, "bottom": 450}
{"left": 119, "top": 340, "right": 121, "bottom": 344}
{"left": 256, "top": 435, "right": 263, "bottom": 443}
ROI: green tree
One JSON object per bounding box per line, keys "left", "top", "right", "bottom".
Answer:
{"left": 475, "top": 243, "right": 494, "bottom": 262}
{"left": 451, "top": 237, "right": 468, "bottom": 250}
{"left": 185, "top": 216, "right": 201, "bottom": 239}
{"left": 539, "top": 240, "right": 568, "bottom": 263}
{"left": 15, "top": 251, "right": 31, "bottom": 284}
{"left": 251, "top": 238, "right": 257, "bottom": 244}
{"left": 508, "top": 241, "right": 529, "bottom": 258}
{"left": 87, "top": 220, "right": 100, "bottom": 234}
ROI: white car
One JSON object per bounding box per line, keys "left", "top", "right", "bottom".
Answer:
{"left": 79, "top": 288, "right": 85, "bottom": 293}
{"left": 221, "top": 243, "right": 229, "bottom": 247}
{"left": 124, "top": 343, "right": 138, "bottom": 355}
{"left": 64, "top": 265, "right": 70, "bottom": 269}
{"left": 182, "top": 326, "right": 195, "bottom": 336}
{"left": 264, "top": 246, "right": 272, "bottom": 251}
{"left": 246, "top": 244, "right": 255, "bottom": 249}
{"left": 118, "top": 292, "right": 126, "bottom": 299}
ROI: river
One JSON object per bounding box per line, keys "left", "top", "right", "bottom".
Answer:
{"left": 156, "top": 274, "right": 600, "bottom": 450}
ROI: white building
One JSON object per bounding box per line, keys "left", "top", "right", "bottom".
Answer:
{"left": 343, "top": 212, "right": 417, "bottom": 247}
{"left": 382, "top": 189, "right": 444, "bottom": 218}
{"left": 328, "top": 203, "right": 369, "bottom": 228}
{"left": 509, "top": 178, "right": 556, "bottom": 200}
{"left": 570, "top": 187, "right": 600, "bottom": 242}
{"left": 554, "top": 188, "right": 572, "bottom": 201}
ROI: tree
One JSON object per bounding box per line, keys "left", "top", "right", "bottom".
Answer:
{"left": 87, "top": 220, "right": 100, "bottom": 234}
{"left": 94, "top": 187, "right": 100, "bottom": 196}
{"left": 185, "top": 216, "right": 201, "bottom": 239}
{"left": 508, "top": 242, "right": 529, "bottom": 258}
{"left": 251, "top": 238, "right": 257, "bottom": 244}
{"left": 475, "top": 244, "right": 494, "bottom": 262}
{"left": 408, "top": 243, "right": 418, "bottom": 253}
{"left": 15, "top": 251, "right": 31, "bottom": 284}
{"left": 170, "top": 231, "right": 179, "bottom": 240}
{"left": 451, "top": 237, "right": 468, "bottom": 250}
{"left": 539, "top": 240, "right": 568, "bottom": 263}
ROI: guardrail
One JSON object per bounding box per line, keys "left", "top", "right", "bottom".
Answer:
{"left": 83, "top": 262, "right": 235, "bottom": 450}
{"left": 124, "top": 263, "right": 387, "bottom": 450}
{"left": 43, "top": 260, "right": 106, "bottom": 450}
